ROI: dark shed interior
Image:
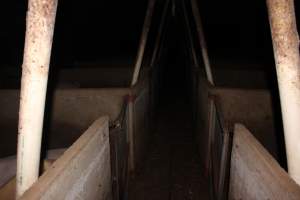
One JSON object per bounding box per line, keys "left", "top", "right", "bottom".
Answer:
{"left": 1, "top": 0, "right": 300, "bottom": 199}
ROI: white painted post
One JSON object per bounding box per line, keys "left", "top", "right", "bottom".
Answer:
{"left": 191, "top": 0, "right": 214, "bottom": 85}
{"left": 266, "top": 0, "right": 300, "bottom": 185}
{"left": 16, "top": 0, "right": 58, "bottom": 198}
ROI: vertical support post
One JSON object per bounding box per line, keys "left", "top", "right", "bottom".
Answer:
{"left": 207, "top": 99, "right": 216, "bottom": 175}
{"left": 266, "top": 0, "right": 300, "bottom": 185}
{"left": 191, "top": 0, "right": 214, "bottom": 85}
{"left": 131, "top": 0, "right": 156, "bottom": 86}
{"left": 128, "top": 99, "right": 135, "bottom": 172}
{"left": 16, "top": 0, "right": 58, "bottom": 198}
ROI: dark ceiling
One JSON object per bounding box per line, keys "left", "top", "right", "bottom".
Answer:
{"left": 0, "top": 0, "right": 299, "bottom": 68}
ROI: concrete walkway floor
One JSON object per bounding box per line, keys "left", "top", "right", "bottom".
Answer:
{"left": 128, "top": 99, "right": 210, "bottom": 200}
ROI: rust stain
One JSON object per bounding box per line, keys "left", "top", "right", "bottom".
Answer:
{"left": 29, "top": 0, "right": 57, "bottom": 18}
{"left": 267, "top": 0, "right": 300, "bottom": 92}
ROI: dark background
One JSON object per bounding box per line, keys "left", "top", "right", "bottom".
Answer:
{"left": 0, "top": 0, "right": 299, "bottom": 68}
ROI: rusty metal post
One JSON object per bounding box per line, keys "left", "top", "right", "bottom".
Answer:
{"left": 16, "top": 0, "right": 58, "bottom": 198}
{"left": 131, "top": 0, "right": 156, "bottom": 86}
{"left": 266, "top": 0, "right": 300, "bottom": 185}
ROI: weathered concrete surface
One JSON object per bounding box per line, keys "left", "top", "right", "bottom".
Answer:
{"left": 20, "top": 117, "right": 112, "bottom": 200}
{"left": 0, "top": 68, "right": 151, "bottom": 188}
{"left": 0, "top": 88, "right": 128, "bottom": 157}
{"left": 229, "top": 124, "right": 300, "bottom": 200}
{"left": 0, "top": 67, "right": 139, "bottom": 157}
{"left": 197, "top": 65, "right": 271, "bottom": 89}
{"left": 210, "top": 87, "right": 279, "bottom": 160}
{"left": 195, "top": 72, "right": 282, "bottom": 181}
{"left": 56, "top": 67, "right": 133, "bottom": 87}
{"left": 0, "top": 148, "right": 66, "bottom": 189}
{"left": 0, "top": 149, "right": 66, "bottom": 199}
{"left": 0, "top": 67, "right": 150, "bottom": 89}
{"left": 213, "top": 68, "right": 270, "bottom": 89}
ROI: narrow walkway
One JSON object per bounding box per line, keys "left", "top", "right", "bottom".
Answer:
{"left": 128, "top": 98, "right": 210, "bottom": 200}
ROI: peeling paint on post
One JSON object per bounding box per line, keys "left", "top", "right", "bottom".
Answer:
{"left": 16, "top": 0, "right": 58, "bottom": 198}
{"left": 266, "top": 0, "right": 300, "bottom": 185}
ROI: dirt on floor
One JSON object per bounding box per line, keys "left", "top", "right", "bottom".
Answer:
{"left": 128, "top": 97, "right": 210, "bottom": 200}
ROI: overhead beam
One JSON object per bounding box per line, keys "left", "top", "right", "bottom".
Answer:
{"left": 182, "top": 0, "right": 200, "bottom": 68}
{"left": 266, "top": 0, "right": 300, "bottom": 185}
{"left": 150, "top": 0, "right": 170, "bottom": 67}
{"left": 16, "top": 0, "right": 58, "bottom": 197}
{"left": 131, "top": 0, "right": 156, "bottom": 86}
{"left": 191, "top": 0, "right": 214, "bottom": 85}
